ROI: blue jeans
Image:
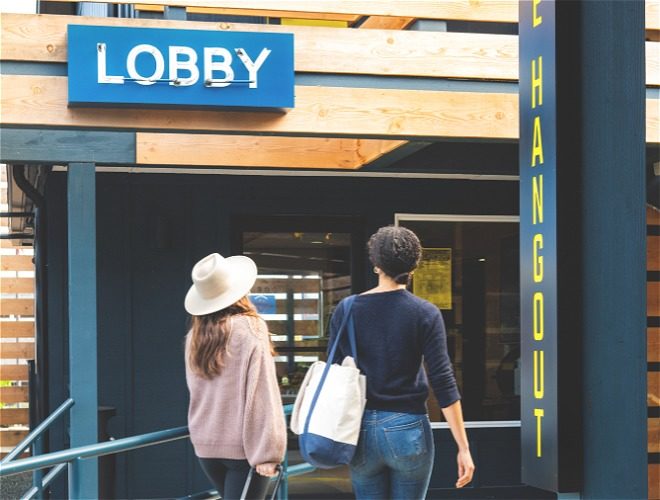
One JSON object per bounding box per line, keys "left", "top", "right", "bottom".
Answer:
{"left": 350, "top": 410, "right": 434, "bottom": 500}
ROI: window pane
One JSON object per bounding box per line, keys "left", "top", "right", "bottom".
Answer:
{"left": 400, "top": 220, "right": 520, "bottom": 422}
{"left": 243, "top": 231, "right": 351, "bottom": 404}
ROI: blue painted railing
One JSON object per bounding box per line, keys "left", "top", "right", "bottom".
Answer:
{"left": 0, "top": 403, "right": 315, "bottom": 499}
{"left": 1, "top": 398, "right": 75, "bottom": 499}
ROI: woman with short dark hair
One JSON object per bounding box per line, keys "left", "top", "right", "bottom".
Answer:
{"left": 328, "top": 226, "right": 474, "bottom": 499}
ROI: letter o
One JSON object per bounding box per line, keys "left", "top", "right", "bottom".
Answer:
{"left": 127, "top": 44, "right": 165, "bottom": 86}
{"left": 533, "top": 292, "right": 544, "bottom": 341}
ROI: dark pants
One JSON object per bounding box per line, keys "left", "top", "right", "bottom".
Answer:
{"left": 198, "top": 458, "right": 271, "bottom": 500}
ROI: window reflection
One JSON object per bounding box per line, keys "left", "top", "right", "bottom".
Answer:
{"left": 399, "top": 220, "right": 520, "bottom": 422}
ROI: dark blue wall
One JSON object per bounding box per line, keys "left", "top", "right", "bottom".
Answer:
{"left": 45, "top": 172, "right": 519, "bottom": 498}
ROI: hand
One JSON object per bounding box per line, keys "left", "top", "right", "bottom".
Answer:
{"left": 256, "top": 463, "right": 279, "bottom": 477}
{"left": 456, "top": 449, "right": 475, "bottom": 488}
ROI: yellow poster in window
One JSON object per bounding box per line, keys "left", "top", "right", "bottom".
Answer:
{"left": 413, "top": 248, "right": 452, "bottom": 310}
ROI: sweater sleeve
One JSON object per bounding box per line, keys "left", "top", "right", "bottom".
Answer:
{"left": 421, "top": 306, "right": 461, "bottom": 408}
{"left": 242, "top": 337, "right": 287, "bottom": 467}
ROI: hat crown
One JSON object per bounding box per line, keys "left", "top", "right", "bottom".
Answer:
{"left": 192, "top": 253, "right": 231, "bottom": 299}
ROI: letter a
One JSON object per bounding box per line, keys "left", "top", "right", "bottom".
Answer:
{"left": 532, "top": 116, "right": 544, "bottom": 167}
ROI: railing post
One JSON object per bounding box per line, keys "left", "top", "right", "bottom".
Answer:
{"left": 68, "top": 458, "right": 81, "bottom": 499}
{"left": 31, "top": 435, "right": 44, "bottom": 499}
{"left": 67, "top": 163, "right": 98, "bottom": 498}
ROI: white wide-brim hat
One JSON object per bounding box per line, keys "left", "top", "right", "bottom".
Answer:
{"left": 184, "top": 253, "right": 258, "bottom": 316}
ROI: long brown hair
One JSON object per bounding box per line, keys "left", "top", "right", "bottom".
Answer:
{"left": 187, "top": 296, "right": 260, "bottom": 379}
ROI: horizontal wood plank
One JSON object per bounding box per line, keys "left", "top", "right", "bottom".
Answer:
{"left": 650, "top": 327, "right": 660, "bottom": 363}
{"left": 0, "top": 278, "right": 34, "bottom": 294}
{"left": 0, "top": 429, "right": 28, "bottom": 447}
{"left": 650, "top": 281, "right": 660, "bottom": 317}
{"left": 137, "top": 133, "right": 404, "bottom": 169}
{"left": 0, "top": 408, "right": 29, "bottom": 426}
{"left": 252, "top": 279, "right": 320, "bottom": 294}
{"left": 0, "top": 322, "right": 35, "bottom": 338}
{"left": 0, "top": 14, "right": 519, "bottom": 81}
{"left": 2, "top": 14, "right": 658, "bottom": 85}
{"left": 360, "top": 16, "right": 415, "bottom": 30}
{"left": 40, "top": 0, "right": 660, "bottom": 29}
{"left": 0, "top": 255, "right": 33, "bottom": 271}
{"left": 135, "top": 3, "right": 361, "bottom": 22}
{"left": 650, "top": 417, "right": 660, "bottom": 453}
{"left": 0, "top": 299, "right": 34, "bottom": 317}
{"left": 1, "top": 342, "right": 35, "bottom": 359}
{"left": 0, "top": 364, "right": 29, "bottom": 381}
{"left": 267, "top": 320, "right": 317, "bottom": 336}
{"left": 0, "top": 386, "right": 29, "bottom": 404}
{"left": 651, "top": 371, "right": 660, "bottom": 406}
{"left": 650, "top": 463, "right": 660, "bottom": 500}
{"left": 45, "top": 0, "right": 520, "bottom": 23}
{"left": 650, "top": 236, "right": 660, "bottom": 271}
{"left": 649, "top": 205, "right": 660, "bottom": 226}
{"left": 0, "top": 75, "right": 519, "bottom": 140}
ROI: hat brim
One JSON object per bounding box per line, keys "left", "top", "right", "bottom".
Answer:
{"left": 184, "top": 255, "right": 258, "bottom": 316}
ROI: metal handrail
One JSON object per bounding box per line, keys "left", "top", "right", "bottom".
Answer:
{"left": 1, "top": 403, "right": 311, "bottom": 500}
{"left": 1, "top": 398, "right": 75, "bottom": 465}
{"left": 0, "top": 426, "right": 189, "bottom": 477}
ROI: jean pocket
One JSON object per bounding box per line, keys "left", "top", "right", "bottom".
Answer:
{"left": 350, "top": 430, "right": 368, "bottom": 469}
{"left": 383, "top": 419, "right": 428, "bottom": 460}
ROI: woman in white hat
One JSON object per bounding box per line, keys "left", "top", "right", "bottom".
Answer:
{"left": 184, "top": 253, "right": 286, "bottom": 499}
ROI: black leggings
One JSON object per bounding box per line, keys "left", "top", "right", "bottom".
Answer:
{"left": 198, "top": 458, "right": 271, "bottom": 500}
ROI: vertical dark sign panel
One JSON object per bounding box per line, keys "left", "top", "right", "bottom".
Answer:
{"left": 519, "top": 0, "right": 560, "bottom": 491}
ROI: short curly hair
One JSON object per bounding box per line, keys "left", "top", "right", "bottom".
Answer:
{"left": 367, "top": 226, "right": 422, "bottom": 284}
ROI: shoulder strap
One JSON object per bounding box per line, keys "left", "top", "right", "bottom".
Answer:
{"left": 326, "top": 295, "right": 356, "bottom": 365}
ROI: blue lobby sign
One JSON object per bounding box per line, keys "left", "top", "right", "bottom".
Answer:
{"left": 67, "top": 25, "right": 294, "bottom": 109}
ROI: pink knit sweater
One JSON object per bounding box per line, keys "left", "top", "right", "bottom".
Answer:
{"left": 185, "top": 315, "right": 287, "bottom": 466}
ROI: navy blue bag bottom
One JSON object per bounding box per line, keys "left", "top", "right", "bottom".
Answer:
{"left": 299, "top": 432, "right": 357, "bottom": 469}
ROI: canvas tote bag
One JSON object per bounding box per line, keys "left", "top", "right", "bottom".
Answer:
{"left": 290, "top": 296, "right": 367, "bottom": 468}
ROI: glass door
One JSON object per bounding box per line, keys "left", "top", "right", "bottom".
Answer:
{"left": 395, "top": 214, "right": 521, "bottom": 424}
{"left": 242, "top": 230, "right": 352, "bottom": 404}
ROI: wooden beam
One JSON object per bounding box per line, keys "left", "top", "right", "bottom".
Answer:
{"left": 359, "top": 17, "right": 415, "bottom": 30}
{"left": 0, "top": 364, "right": 29, "bottom": 381}
{"left": 4, "top": 14, "right": 659, "bottom": 85}
{"left": 0, "top": 75, "right": 519, "bottom": 140}
{"left": 137, "top": 133, "right": 405, "bottom": 168}
{"left": 0, "top": 342, "right": 35, "bottom": 359}
{"left": 0, "top": 14, "right": 519, "bottom": 81}
{"left": 0, "top": 408, "right": 29, "bottom": 425}
{"left": 135, "top": 3, "right": 361, "bottom": 22}
{"left": 0, "top": 322, "right": 34, "bottom": 338}
{"left": 40, "top": 0, "right": 660, "bottom": 28}
{"left": 45, "top": 0, "right": 520, "bottom": 23}
{"left": 0, "top": 128, "right": 135, "bottom": 165}
{"left": 3, "top": 75, "right": 658, "bottom": 143}
{"left": 0, "top": 278, "right": 34, "bottom": 294}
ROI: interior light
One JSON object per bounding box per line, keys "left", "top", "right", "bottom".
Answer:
{"left": 478, "top": 258, "right": 486, "bottom": 262}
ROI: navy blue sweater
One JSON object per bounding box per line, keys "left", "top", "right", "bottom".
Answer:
{"left": 327, "top": 290, "right": 461, "bottom": 414}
